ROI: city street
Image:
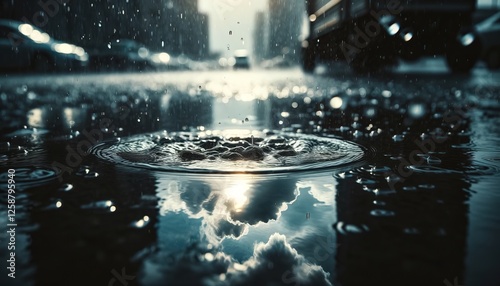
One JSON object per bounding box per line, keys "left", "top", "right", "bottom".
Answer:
{"left": 0, "top": 60, "right": 499, "bottom": 285}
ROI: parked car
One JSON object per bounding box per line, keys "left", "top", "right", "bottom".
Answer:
{"left": 89, "top": 39, "right": 154, "bottom": 71}
{"left": 0, "top": 20, "right": 88, "bottom": 72}
{"left": 302, "top": 0, "right": 481, "bottom": 73}
{"left": 231, "top": 49, "right": 251, "bottom": 69}
{"left": 476, "top": 12, "right": 500, "bottom": 70}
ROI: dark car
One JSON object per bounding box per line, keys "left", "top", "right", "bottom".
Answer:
{"left": 0, "top": 20, "right": 88, "bottom": 72}
{"left": 476, "top": 12, "right": 500, "bottom": 70}
{"left": 88, "top": 39, "right": 155, "bottom": 71}
{"left": 231, "top": 49, "right": 251, "bottom": 69}
{"left": 302, "top": 0, "right": 481, "bottom": 73}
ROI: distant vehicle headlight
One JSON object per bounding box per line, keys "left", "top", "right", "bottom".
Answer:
{"left": 53, "top": 43, "right": 88, "bottom": 60}
{"left": 158, "top": 52, "right": 170, "bottom": 63}
{"left": 74, "top": 47, "right": 86, "bottom": 57}
{"left": 80, "top": 53, "right": 89, "bottom": 61}
{"left": 18, "top": 23, "right": 50, "bottom": 43}
{"left": 54, "top": 43, "right": 76, "bottom": 54}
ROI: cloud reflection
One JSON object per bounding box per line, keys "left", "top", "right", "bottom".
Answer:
{"left": 141, "top": 233, "right": 331, "bottom": 286}
{"left": 156, "top": 174, "right": 299, "bottom": 245}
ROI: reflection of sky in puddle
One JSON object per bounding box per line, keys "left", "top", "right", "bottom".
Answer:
{"left": 147, "top": 171, "right": 339, "bottom": 285}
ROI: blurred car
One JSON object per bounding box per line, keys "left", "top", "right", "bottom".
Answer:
{"left": 231, "top": 49, "right": 250, "bottom": 69}
{"left": 261, "top": 56, "right": 297, "bottom": 69}
{"left": 89, "top": 39, "right": 154, "bottom": 71}
{"left": 476, "top": 12, "right": 500, "bottom": 70}
{"left": 0, "top": 20, "right": 88, "bottom": 72}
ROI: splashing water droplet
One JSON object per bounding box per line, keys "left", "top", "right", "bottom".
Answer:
{"left": 91, "top": 130, "right": 366, "bottom": 173}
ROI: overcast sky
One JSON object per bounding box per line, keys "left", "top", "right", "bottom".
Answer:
{"left": 199, "top": 0, "right": 267, "bottom": 57}
{"left": 199, "top": 0, "right": 498, "bottom": 56}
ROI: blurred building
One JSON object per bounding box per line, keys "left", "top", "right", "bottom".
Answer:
{"left": 267, "top": 0, "right": 304, "bottom": 61}
{"left": 0, "top": 0, "right": 209, "bottom": 59}
{"left": 253, "top": 11, "right": 269, "bottom": 62}
{"left": 139, "top": 0, "right": 209, "bottom": 59}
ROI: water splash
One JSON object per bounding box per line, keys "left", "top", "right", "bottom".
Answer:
{"left": 91, "top": 130, "right": 366, "bottom": 173}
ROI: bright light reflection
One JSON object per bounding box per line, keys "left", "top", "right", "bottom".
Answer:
{"left": 388, "top": 23, "right": 400, "bottom": 35}
{"left": 224, "top": 181, "right": 250, "bottom": 213}
{"left": 329, "top": 96, "right": 343, "bottom": 109}
{"left": 27, "top": 108, "right": 43, "bottom": 128}
{"left": 158, "top": 52, "right": 170, "bottom": 63}
{"left": 19, "top": 23, "right": 50, "bottom": 43}
{"left": 403, "top": 32, "right": 413, "bottom": 42}
{"left": 54, "top": 43, "right": 75, "bottom": 54}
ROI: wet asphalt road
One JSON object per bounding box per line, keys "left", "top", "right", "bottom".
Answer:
{"left": 0, "top": 60, "right": 500, "bottom": 286}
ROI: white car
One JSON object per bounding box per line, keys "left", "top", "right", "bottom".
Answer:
{"left": 477, "top": 12, "right": 500, "bottom": 70}
{"left": 0, "top": 20, "right": 88, "bottom": 72}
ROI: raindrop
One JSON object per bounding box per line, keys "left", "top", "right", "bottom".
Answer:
{"left": 334, "top": 221, "right": 369, "bottom": 235}
{"left": 408, "top": 165, "right": 458, "bottom": 174}
{"left": 229, "top": 30, "right": 232, "bottom": 35}
{"left": 418, "top": 184, "right": 436, "bottom": 190}
{"left": 356, "top": 178, "right": 378, "bottom": 185}
{"left": 353, "top": 130, "right": 363, "bottom": 138}
{"left": 333, "top": 171, "right": 355, "bottom": 179}
{"left": 392, "top": 134, "right": 405, "bottom": 142}
{"left": 403, "top": 227, "right": 421, "bottom": 235}
{"left": 59, "top": 184, "right": 73, "bottom": 192}
{"left": 131, "top": 216, "right": 150, "bottom": 228}
{"left": 75, "top": 167, "right": 99, "bottom": 178}
{"left": 370, "top": 209, "right": 395, "bottom": 217}
{"left": 81, "top": 200, "right": 114, "bottom": 211}
{"left": 426, "top": 156, "right": 442, "bottom": 165}
{"left": 339, "top": 126, "right": 350, "bottom": 132}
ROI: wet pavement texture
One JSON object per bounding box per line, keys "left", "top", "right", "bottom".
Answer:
{"left": 0, "top": 64, "right": 500, "bottom": 286}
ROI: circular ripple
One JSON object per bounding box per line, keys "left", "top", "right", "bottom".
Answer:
{"left": 0, "top": 167, "right": 59, "bottom": 189}
{"left": 91, "top": 130, "right": 366, "bottom": 173}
